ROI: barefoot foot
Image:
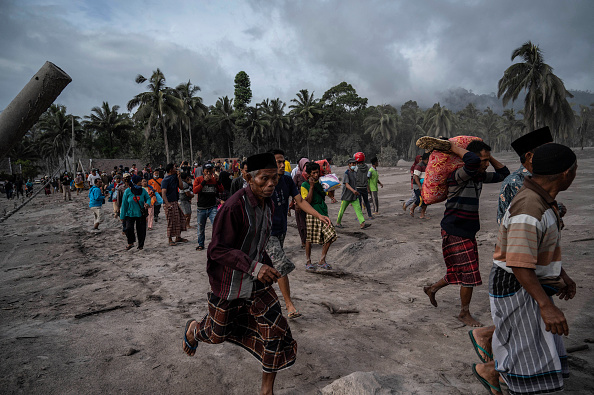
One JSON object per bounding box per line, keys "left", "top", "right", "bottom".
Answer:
{"left": 424, "top": 286, "right": 438, "bottom": 307}
{"left": 458, "top": 312, "right": 483, "bottom": 327}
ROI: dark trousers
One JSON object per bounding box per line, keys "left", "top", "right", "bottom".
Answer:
{"left": 124, "top": 216, "right": 147, "bottom": 248}
{"left": 357, "top": 187, "right": 373, "bottom": 217}
{"left": 153, "top": 204, "right": 161, "bottom": 218}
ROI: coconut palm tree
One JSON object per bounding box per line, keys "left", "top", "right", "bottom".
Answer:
{"left": 289, "top": 89, "right": 321, "bottom": 158}
{"left": 84, "top": 102, "right": 133, "bottom": 158}
{"left": 423, "top": 103, "right": 456, "bottom": 138}
{"left": 127, "top": 69, "right": 182, "bottom": 164}
{"left": 263, "top": 98, "right": 290, "bottom": 148}
{"left": 497, "top": 41, "right": 575, "bottom": 137}
{"left": 502, "top": 108, "right": 526, "bottom": 147}
{"left": 37, "top": 104, "right": 81, "bottom": 172}
{"left": 175, "top": 81, "right": 207, "bottom": 164}
{"left": 208, "top": 96, "right": 237, "bottom": 158}
{"left": 363, "top": 105, "right": 398, "bottom": 142}
{"left": 243, "top": 105, "right": 270, "bottom": 152}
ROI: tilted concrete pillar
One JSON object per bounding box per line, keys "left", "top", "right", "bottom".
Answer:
{"left": 0, "top": 61, "right": 72, "bottom": 159}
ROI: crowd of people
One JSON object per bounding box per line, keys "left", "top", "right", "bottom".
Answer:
{"left": 4, "top": 127, "right": 580, "bottom": 395}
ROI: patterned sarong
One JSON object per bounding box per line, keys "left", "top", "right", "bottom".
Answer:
{"left": 165, "top": 202, "right": 187, "bottom": 238}
{"left": 441, "top": 229, "right": 481, "bottom": 286}
{"left": 306, "top": 214, "right": 337, "bottom": 245}
{"left": 194, "top": 286, "right": 297, "bottom": 373}
{"left": 489, "top": 265, "right": 569, "bottom": 394}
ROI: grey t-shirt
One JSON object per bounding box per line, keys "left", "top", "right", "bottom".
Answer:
{"left": 179, "top": 181, "right": 192, "bottom": 202}
{"left": 341, "top": 170, "right": 357, "bottom": 201}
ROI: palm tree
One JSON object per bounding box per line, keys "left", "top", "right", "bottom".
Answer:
{"left": 243, "top": 105, "right": 270, "bottom": 152}
{"left": 84, "top": 102, "right": 133, "bottom": 158}
{"left": 363, "top": 105, "right": 398, "bottom": 142}
{"left": 289, "top": 89, "right": 321, "bottom": 158}
{"left": 423, "top": 103, "right": 456, "bottom": 138}
{"left": 497, "top": 41, "right": 575, "bottom": 137}
{"left": 479, "top": 107, "right": 502, "bottom": 149}
{"left": 502, "top": 108, "right": 526, "bottom": 147}
{"left": 127, "top": 69, "right": 182, "bottom": 164}
{"left": 175, "top": 81, "right": 207, "bottom": 164}
{"left": 37, "top": 104, "right": 81, "bottom": 172}
{"left": 263, "top": 98, "right": 290, "bottom": 148}
{"left": 208, "top": 96, "right": 237, "bottom": 157}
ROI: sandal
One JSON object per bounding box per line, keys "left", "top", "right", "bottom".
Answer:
{"left": 169, "top": 241, "right": 177, "bottom": 246}
{"left": 416, "top": 136, "right": 451, "bottom": 151}
{"left": 305, "top": 261, "right": 316, "bottom": 271}
{"left": 335, "top": 223, "right": 344, "bottom": 228}
{"left": 360, "top": 223, "right": 371, "bottom": 229}
{"left": 175, "top": 238, "right": 189, "bottom": 243}
{"left": 183, "top": 319, "right": 198, "bottom": 354}
{"left": 126, "top": 244, "right": 134, "bottom": 250}
{"left": 196, "top": 245, "right": 204, "bottom": 251}
{"left": 317, "top": 262, "right": 333, "bottom": 270}
{"left": 288, "top": 311, "right": 302, "bottom": 319}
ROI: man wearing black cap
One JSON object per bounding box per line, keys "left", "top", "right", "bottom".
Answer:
{"left": 182, "top": 153, "right": 296, "bottom": 395}
{"left": 473, "top": 143, "right": 577, "bottom": 395}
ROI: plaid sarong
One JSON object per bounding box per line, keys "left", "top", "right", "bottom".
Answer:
{"left": 441, "top": 229, "right": 482, "bottom": 286}
{"left": 306, "top": 214, "right": 337, "bottom": 245}
{"left": 194, "top": 286, "right": 297, "bottom": 373}
{"left": 490, "top": 265, "right": 568, "bottom": 394}
{"left": 165, "top": 202, "right": 187, "bottom": 238}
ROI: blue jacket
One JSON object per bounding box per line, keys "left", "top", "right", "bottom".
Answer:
{"left": 89, "top": 186, "right": 104, "bottom": 208}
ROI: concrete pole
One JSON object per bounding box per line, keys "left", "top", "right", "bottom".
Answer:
{"left": 0, "top": 61, "right": 72, "bottom": 159}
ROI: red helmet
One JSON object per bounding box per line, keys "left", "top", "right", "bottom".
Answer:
{"left": 354, "top": 152, "right": 365, "bottom": 162}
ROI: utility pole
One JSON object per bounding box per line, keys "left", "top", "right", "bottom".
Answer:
{"left": 71, "top": 115, "right": 75, "bottom": 172}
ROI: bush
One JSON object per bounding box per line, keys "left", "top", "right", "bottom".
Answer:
{"left": 332, "top": 154, "right": 350, "bottom": 167}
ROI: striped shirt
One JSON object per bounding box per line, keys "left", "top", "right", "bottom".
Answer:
{"left": 440, "top": 152, "right": 510, "bottom": 239}
{"left": 206, "top": 186, "right": 274, "bottom": 300}
{"left": 493, "top": 176, "right": 562, "bottom": 278}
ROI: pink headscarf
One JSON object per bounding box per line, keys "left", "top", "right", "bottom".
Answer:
{"left": 294, "top": 157, "right": 310, "bottom": 183}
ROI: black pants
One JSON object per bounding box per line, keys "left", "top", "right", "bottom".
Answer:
{"left": 357, "top": 187, "right": 373, "bottom": 217}
{"left": 154, "top": 204, "right": 161, "bottom": 218}
{"left": 124, "top": 216, "right": 147, "bottom": 248}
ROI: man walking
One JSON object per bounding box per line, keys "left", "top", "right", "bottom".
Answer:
{"left": 301, "top": 161, "right": 339, "bottom": 270}
{"left": 354, "top": 151, "right": 374, "bottom": 219}
{"left": 148, "top": 170, "right": 163, "bottom": 223}
{"left": 423, "top": 139, "right": 509, "bottom": 327}
{"left": 367, "top": 157, "right": 383, "bottom": 215}
{"left": 88, "top": 178, "right": 105, "bottom": 231}
{"left": 193, "top": 163, "right": 224, "bottom": 251}
{"left": 335, "top": 158, "right": 370, "bottom": 230}
{"left": 161, "top": 164, "right": 188, "bottom": 246}
{"left": 182, "top": 153, "right": 297, "bottom": 395}
{"left": 473, "top": 143, "right": 577, "bottom": 395}
{"left": 61, "top": 171, "right": 72, "bottom": 201}
{"left": 409, "top": 152, "right": 429, "bottom": 219}
{"left": 230, "top": 161, "right": 248, "bottom": 195}
{"left": 268, "top": 149, "right": 331, "bottom": 317}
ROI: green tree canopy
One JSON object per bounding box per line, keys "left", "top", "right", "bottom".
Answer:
{"left": 234, "top": 71, "right": 252, "bottom": 113}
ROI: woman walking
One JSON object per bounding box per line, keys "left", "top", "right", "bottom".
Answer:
{"left": 120, "top": 175, "right": 151, "bottom": 250}
{"left": 142, "top": 179, "right": 156, "bottom": 231}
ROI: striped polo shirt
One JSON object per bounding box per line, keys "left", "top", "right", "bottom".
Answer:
{"left": 493, "top": 177, "right": 562, "bottom": 278}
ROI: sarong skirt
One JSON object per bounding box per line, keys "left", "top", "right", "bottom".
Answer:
{"left": 441, "top": 230, "right": 482, "bottom": 286}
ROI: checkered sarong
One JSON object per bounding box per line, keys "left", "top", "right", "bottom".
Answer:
{"left": 194, "top": 286, "right": 297, "bottom": 373}
{"left": 306, "top": 214, "right": 338, "bottom": 245}
{"left": 441, "top": 229, "right": 482, "bottom": 286}
{"left": 165, "top": 202, "right": 187, "bottom": 238}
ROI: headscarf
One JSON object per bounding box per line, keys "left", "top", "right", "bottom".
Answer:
{"left": 410, "top": 155, "right": 422, "bottom": 174}
{"left": 295, "top": 158, "right": 309, "bottom": 179}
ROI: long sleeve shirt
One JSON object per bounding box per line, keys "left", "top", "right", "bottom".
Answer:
{"left": 193, "top": 176, "right": 224, "bottom": 209}
{"left": 440, "top": 152, "right": 510, "bottom": 239}
{"left": 206, "top": 185, "right": 274, "bottom": 300}
{"left": 119, "top": 188, "right": 151, "bottom": 219}
{"left": 88, "top": 186, "right": 104, "bottom": 208}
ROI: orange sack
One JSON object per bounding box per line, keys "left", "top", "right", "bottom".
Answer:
{"left": 421, "top": 135, "right": 482, "bottom": 205}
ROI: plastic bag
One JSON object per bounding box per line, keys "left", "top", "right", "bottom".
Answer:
{"left": 320, "top": 174, "right": 341, "bottom": 192}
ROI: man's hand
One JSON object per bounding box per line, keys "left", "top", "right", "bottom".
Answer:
{"left": 257, "top": 265, "right": 281, "bottom": 284}
{"left": 558, "top": 202, "right": 567, "bottom": 218}
{"left": 354, "top": 190, "right": 360, "bottom": 196}
{"left": 557, "top": 271, "right": 576, "bottom": 301}
{"left": 204, "top": 173, "right": 212, "bottom": 182}
{"left": 540, "top": 303, "right": 569, "bottom": 336}
{"left": 318, "top": 215, "right": 332, "bottom": 227}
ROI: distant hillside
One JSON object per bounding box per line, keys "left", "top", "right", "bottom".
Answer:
{"left": 426, "top": 88, "right": 594, "bottom": 114}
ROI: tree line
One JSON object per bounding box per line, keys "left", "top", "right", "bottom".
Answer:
{"left": 6, "top": 41, "right": 594, "bottom": 179}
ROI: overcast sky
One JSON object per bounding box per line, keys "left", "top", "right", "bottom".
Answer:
{"left": 1, "top": 0, "right": 593, "bottom": 117}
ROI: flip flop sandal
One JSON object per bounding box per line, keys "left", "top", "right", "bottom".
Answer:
{"left": 317, "top": 262, "right": 333, "bottom": 270}
{"left": 196, "top": 246, "right": 204, "bottom": 251}
{"left": 288, "top": 311, "right": 302, "bottom": 319}
{"left": 416, "top": 136, "right": 452, "bottom": 151}
{"left": 169, "top": 241, "right": 177, "bottom": 246}
{"left": 305, "top": 262, "right": 317, "bottom": 271}
{"left": 360, "top": 223, "right": 371, "bottom": 229}
{"left": 176, "top": 238, "right": 189, "bottom": 243}
{"left": 183, "top": 319, "right": 197, "bottom": 353}
{"left": 469, "top": 330, "right": 493, "bottom": 363}
{"left": 472, "top": 363, "right": 501, "bottom": 394}
{"left": 126, "top": 244, "right": 134, "bottom": 250}
{"left": 335, "top": 223, "right": 344, "bottom": 228}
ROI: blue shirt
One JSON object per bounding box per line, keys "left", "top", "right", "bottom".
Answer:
{"left": 271, "top": 174, "right": 299, "bottom": 236}
{"left": 88, "top": 186, "right": 104, "bottom": 208}
{"left": 497, "top": 165, "right": 531, "bottom": 224}
{"left": 161, "top": 174, "right": 179, "bottom": 202}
